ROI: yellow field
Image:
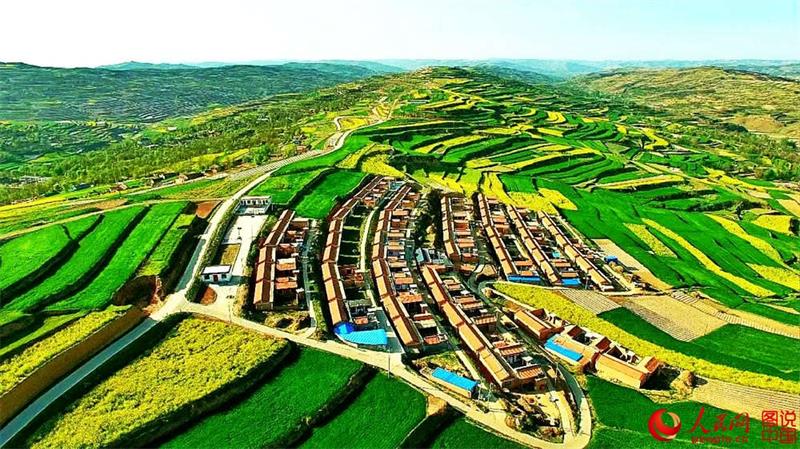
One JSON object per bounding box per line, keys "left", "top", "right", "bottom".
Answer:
{"left": 753, "top": 214, "right": 794, "bottom": 235}
{"left": 748, "top": 264, "right": 800, "bottom": 291}
{"left": 546, "top": 111, "right": 566, "bottom": 124}
{"left": 539, "top": 188, "right": 577, "bottom": 210}
{"left": 777, "top": 198, "right": 800, "bottom": 218}
{"left": 417, "top": 134, "right": 486, "bottom": 155}
{"left": 599, "top": 174, "right": 683, "bottom": 190}
{"left": 624, "top": 223, "right": 677, "bottom": 257}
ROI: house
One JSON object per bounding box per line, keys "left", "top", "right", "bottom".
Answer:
{"left": 201, "top": 265, "right": 232, "bottom": 283}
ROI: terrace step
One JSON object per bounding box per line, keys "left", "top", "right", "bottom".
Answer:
{"left": 693, "top": 377, "right": 800, "bottom": 419}
{"left": 670, "top": 291, "right": 699, "bottom": 305}
{"left": 622, "top": 300, "right": 700, "bottom": 342}
{"left": 559, "top": 289, "right": 620, "bottom": 315}
{"left": 713, "top": 312, "right": 799, "bottom": 339}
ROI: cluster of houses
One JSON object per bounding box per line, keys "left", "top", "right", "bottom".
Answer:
{"left": 477, "top": 194, "right": 541, "bottom": 284}
{"left": 422, "top": 264, "right": 548, "bottom": 391}
{"left": 441, "top": 195, "right": 480, "bottom": 271}
{"left": 514, "top": 307, "right": 660, "bottom": 388}
{"left": 477, "top": 193, "right": 614, "bottom": 291}
{"left": 252, "top": 210, "right": 309, "bottom": 310}
{"left": 372, "top": 184, "right": 447, "bottom": 354}
{"left": 323, "top": 177, "right": 391, "bottom": 336}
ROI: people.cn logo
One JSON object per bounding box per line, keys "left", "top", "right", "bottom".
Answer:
{"left": 648, "top": 408, "right": 682, "bottom": 442}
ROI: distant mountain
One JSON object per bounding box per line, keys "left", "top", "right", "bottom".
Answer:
{"left": 473, "top": 65, "right": 555, "bottom": 84}
{"left": 99, "top": 61, "right": 198, "bottom": 70}
{"left": 0, "top": 62, "right": 377, "bottom": 122}
{"left": 574, "top": 66, "right": 800, "bottom": 139}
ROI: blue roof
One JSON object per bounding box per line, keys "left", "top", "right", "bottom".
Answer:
{"left": 508, "top": 275, "right": 541, "bottom": 284}
{"left": 334, "top": 322, "right": 355, "bottom": 335}
{"left": 562, "top": 278, "right": 582, "bottom": 286}
{"left": 545, "top": 336, "right": 582, "bottom": 362}
{"left": 432, "top": 367, "right": 478, "bottom": 392}
{"left": 338, "top": 329, "right": 388, "bottom": 346}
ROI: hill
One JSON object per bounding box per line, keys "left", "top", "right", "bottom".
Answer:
{"left": 0, "top": 62, "right": 376, "bottom": 122}
{"left": 574, "top": 67, "right": 800, "bottom": 139}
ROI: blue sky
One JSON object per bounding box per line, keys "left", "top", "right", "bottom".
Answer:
{"left": 2, "top": 0, "right": 798, "bottom": 67}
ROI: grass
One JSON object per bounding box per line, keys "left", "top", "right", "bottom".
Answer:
{"left": 0, "top": 224, "right": 73, "bottom": 292}
{"left": 430, "top": 417, "right": 526, "bottom": 449}
{"left": 586, "top": 376, "right": 770, "bottom": 449}
{"left": 0, "top": 308, "right": 124, "bottom": 395}
{"left": 46, "top": 202, "right": 187, "bottom": 311}
{"left": 162, "top": 348, "right": 362, "bottom": 449}
{"left": 299, "top": 373, "right": 426, "bottom": 449}
{"left": 6, "top": 207, "right": 146, "bottom": 312}
{"left": 0, "top": 311, "right": 87, "bottom": 359}
{"left": 294, "top": 170, "right": 368, "bottom": 219}
{"left": 248, "top": 168, "right": 328, "bottom": 205}
{"left": 27, "top": 317, "right": 288, "bottom": 449}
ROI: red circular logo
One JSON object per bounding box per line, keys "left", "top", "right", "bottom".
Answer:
{"left": 648, "top": 408, "right": 682, "bottom": 442}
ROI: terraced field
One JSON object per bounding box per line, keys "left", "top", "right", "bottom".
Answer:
{"left": 294, "top": 170, "right": 369, "bottom": 219}
{"left": 24, "top": 317, "right": 288, "bottom": 449}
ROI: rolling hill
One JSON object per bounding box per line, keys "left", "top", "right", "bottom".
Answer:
{"left": 575, "top": 67, "right": 800, "bottom": 139}
{"left": 0, "top": 62, "right": 377, "bottom": 123}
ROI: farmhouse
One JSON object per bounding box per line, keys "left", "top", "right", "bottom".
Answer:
{"left": 201, "top": 265, "right": 231, "bottom": 283}
{"left": 421, "top": 264, "right": 547, "bottom": 391}
{"left": 476, "top": 194, "right": 540, "bottom": 283}
{"left": 321, "top": 176, "right": 395, "bottom": 348}
{"left": 441, "top": 195, "right": 480, "bottom": 269}
{"left": 372, "top": 183, "right": 446, "bottom": 353}
{"left": 239, "top": 195, "right": 273, "bottom": 214}
{"left": 252, "top": 209, "right": 308, "bottom": 310}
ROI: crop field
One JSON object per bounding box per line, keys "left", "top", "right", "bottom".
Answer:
{"left": 5, "top": 207, "right": 146, "bottom": 313}
{"left": 0, "top": 223, "right": 76, "bottom": 294}
{"left": 0, "top": 311, "right": 87, "bottom": 359}
{"left": 586, "top": 376, "right": 771, "bottom": 449}
{"left": 248, "top": 168, "right": 329, "bottom": 205}
{"left": 162, "top": 348, "right": 362, "bottom": 449}
{"left": 299, "top": 373, "right": 426, "bottom": 449}
{"left": 294, "top": 170, "right": 368, "bottom": 219}
{"left": 45, "top": 202, "right": 187, "bottom": 311}
{"left": 0, "top": 307, "right": 125, "bottom": 395}
{"left": 430, "top": 417, "right": 526, "bottom": 449}
{"left": 26, "top": 317, "right": 288, "bottom": 449}
{"left": 495, "top": 283, "right": 800, "bottom": 393}
{"left": 138, "top": 211, "right": 197, "bottom": 277}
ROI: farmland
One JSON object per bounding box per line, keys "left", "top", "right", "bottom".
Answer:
{"left": 25, "top": 317, "right": 288, "bottom": 449}
{"left": 294, "top": 170, "right": 368, "bottom": 219}
{"left": 431, "top": 418, "right": 527, "bottom": 449}
{"left": 0, "top": 308, "right": 125, "bottom": 395}
{"left": 298, "top": 373, "right": 426, "bottom": 449}
{"left": 161, "top": 348, "right": 363, "bottom": 449}
{"left": 586, "top": 376, "right": 772, "bottom": 449}
{"left": 248, "top": 168, "right": 329, "bottom": 205}
{"left": 45, "top": 202, "right": 187, "bottom": 311}
{"left": 5, "top": 207, "right": 145, "bottom": 313}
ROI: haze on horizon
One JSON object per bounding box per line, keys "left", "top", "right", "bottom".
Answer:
{"left": 2, "top": 0, "right": 799, "bottom": 68}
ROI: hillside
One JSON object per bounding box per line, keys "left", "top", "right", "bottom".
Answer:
{"left": 0, "top": 62, "right": 376, "bottom": 122}
{"left": 575, "top": 67, "right": 800, "bottom": 139}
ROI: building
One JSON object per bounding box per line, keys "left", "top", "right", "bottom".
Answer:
{"left": 239, "top": 196, "right": 273, "bottom": 214}
{"left": 430, "top": 367, "right": 478, "bottom": 398}
{"left": 201, "top": 265, "right": 232, "bottom": 283}
{"left": 441, "top": 195, "right": 480, "bottom": 269}
{"left": 514, "top": 308, "right": 565, "bottom": 342}
{"left": 252, "top": 210, "right": 308, "bottom": 310}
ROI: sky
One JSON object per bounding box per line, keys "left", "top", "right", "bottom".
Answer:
{"left": 2, "top": 0, "right": 798, "bottom": 67}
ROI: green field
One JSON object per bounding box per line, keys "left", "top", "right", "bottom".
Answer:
{"left": 294, "top": 170, "right": 368, "bottom": 219}
{"left": 26, "top": 317, "right": 288, "bottom": 449}
{"left": 0, "top": 311, "right": 87, "bottom": 360}
{"left": 46, "top": 202, "right": 187, "bottom": 311}
{"left": 299, "top": 373, "right": 426, "bottom": 449}
{"left": 430, "top": 417, "right": 526, "bottom": 449}
{"left": 162, "top": 348, "right": 362, "bottom": 449}
{"left": 6, "top": 207, "right": 145, "bottom": 312}
{"left": 248, "top": 168, "right": 329, "bottom": 205}
{"left": 586, "top": 376, "right": 770, "bottom": 449}
{"left": 0, "top": 224, "right": 74, "bottom": 292}
{"left": 138, "top": 211, "right": 196, "bottom": 277}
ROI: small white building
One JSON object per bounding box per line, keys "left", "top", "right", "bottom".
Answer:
{"left": 201, "top": 265, "right": 232, "bottom": 283}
